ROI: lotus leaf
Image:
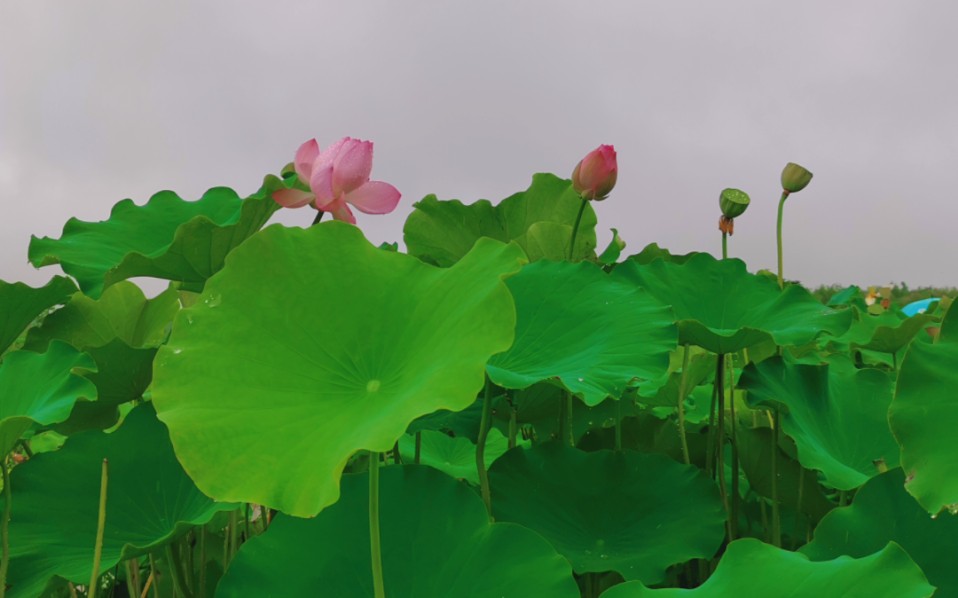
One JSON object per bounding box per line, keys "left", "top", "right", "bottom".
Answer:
{"left": 741, "top": 355, "right": 899, "bottom": 490}
{"left": 600, "top": 538, "right": 933, "bottom": 597}
{"left": 486, "top": 260, "right": 675, "bottom": 406}
{"left": 403, "top": 173, "right": 596, "bottom": 266}
{"left": 0, "top": 275, "right": 77, "bottom": 356}
{"left": 489, "top": 443, "right": 725, "bottom": 584}
{"left": 890, "top": 302, "right": 958, "bottom": 513}
{"left": 28, "top": 175, "right": 289, "bottom": 297}
{"left": 0, "top": 341, "right": 96, "bottom": 455}
{"left": 216, "top": 465, "right": 579, "bottom": 597}
{"left": 152, "top": 222, "right": 525, "bottom": 516}
{"left": 1, "top": 404, "right": 233, "bottom": 598}
{"left": 616, "top": 253, "right": 852, "bottom": 354}
{"left": 802, "top": 469, "right": 958, "bottom": 597}
{"left": 397, "top": 428, "right": 510, "bottom": 484}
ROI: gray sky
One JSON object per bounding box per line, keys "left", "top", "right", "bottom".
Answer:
{"left": 2, "top": 1, "right": 956, "bottom": 290}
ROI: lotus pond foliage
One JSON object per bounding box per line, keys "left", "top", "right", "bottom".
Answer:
{"left": 0, "top": 139, "right": 954, "bottom": 597}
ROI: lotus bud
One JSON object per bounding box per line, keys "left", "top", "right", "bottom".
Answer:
{"left": 572, "top": 145, "right": 617, "bottom": 201}
{"left": 781, "top": 162, "right": 813, "bottom": 194}
{"left": 719, "top": 188, "right": 750, "bottom": 218}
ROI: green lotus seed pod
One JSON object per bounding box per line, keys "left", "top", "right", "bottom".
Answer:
{"left": 719, "top": 188, "right": 750, "bottom": 218}
{"left": 781, "top": 162, "right": 813, "bottom": 193}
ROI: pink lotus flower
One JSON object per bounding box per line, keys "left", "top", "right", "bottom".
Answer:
{"left": 272, "top": 137, "right": 401, "bottom": 224}
{"left": 572, "top": 145, "right": 617, "bottom": 201}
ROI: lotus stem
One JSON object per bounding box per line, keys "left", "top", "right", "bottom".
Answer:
{"left": 89, "top": 458, "right": 109, "bottom": 598}
{"left": 368, "top": 451, "right": 386, "bottom": 598}
{"left": 414, "top": 432, "right": 422, "bottom": 465}
{"left": 227, "top": 510, "right": 238, "bottom": 566}
{"left": 0, "top": 456, "right": 11, "bottom": 598}
{"left": 771, "top": 412, "right": 782, "bottom": 547}
{"left": 727, "top": 355, "right": 738, "bottom": 541}
{"left": 198, "top": 526, "right": 206, "bottom": 598}
{"left": 508, "top": 407, "right": 518, "bottom": 450}
{"left": 164, "top": 542, "right": 194, "bottom": 598}
{"left": 311, "top": 210, "right": 326, "bottom": 226}
{"left": 676, "top": 345, "right": 692, "bottom": 465}
{"left": 776, "top": 191, "right": 789, "bottom": 289}
{"left": 565, "top": 392, "right": 575, "bottom": 447}
{"left": 476, "top": 377, "right": 494, "bottom": 517}
{"left": 722, "top": 231, "right": 728, "bottom": 260}
{"left": 392, "top": 441, "right": 401, "bottom": 465}
{"left": 715, "top": 355, "right": 731, "bottom": 532}
{"left": 568, "top": 198, "right": 588, "bottom": 261}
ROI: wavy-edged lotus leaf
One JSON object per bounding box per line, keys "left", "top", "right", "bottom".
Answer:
{"left": 616, "top": 254, "right": 852, "bottom": 354}
{"left": 403, "top": 173, "right": 597, "bottom": 266}
{"left": 152, "top": 222, "right": 525, "bottom": 517}
{"left": 827, "top": 285, "right": 867, "bottom": 309}
{"left": 28, "top": 175, "right": 290, "bottom": 297}
{"left": 802, "top": 469, "right": 958, "bottom": 596}
{"left": 23, "top": 281, "right": 179, "bottom": 351}
{"left": 1, "top": 404, "right": 234, "bottom": 598}
{"left": 737, "top": 427, "right": 834, "bottom": 525}
{"left": 890, "top": 302, "right": 958, "bottom": 513}
{"left": 578, "top": 414, "right": 709, "bottom": 468}
{"left": 486, "top": 260, "right": 676, "bottom": 406}
{"left": 397, "top": 428, "right": 510, "bottom": 485}
{"left": 0, "top": 341, "right": 96, "bottom": 455}
{"left": 741, "top": 355, "right": 899, "bottom": 490}
{"left": 407, "top": 398, "right": 485, "bottom": 442}
{"left": 489, "top": 443, "right": 725, "bottom": 583}
{"left": 623, "top": 243, "right": 699, "bottom": 266}
{"left": 828, "top": 306, "right": 937, "bottom": 355}
{"left": 216, "top": 465, "right": 579, "bottom": 597}
{"left": 600, "top": 539, "right": 934, "bottom": 598}
{"left": 0, "top": 275, "right": 77, "bottom": 356}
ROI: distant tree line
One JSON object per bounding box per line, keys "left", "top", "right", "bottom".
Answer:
{"left": 808, "top": 282, "right": 958, "bottom": 306}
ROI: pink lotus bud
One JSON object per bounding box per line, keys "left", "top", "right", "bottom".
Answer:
{"left": 572, "top": 145, "right": 617, "bottom": 201}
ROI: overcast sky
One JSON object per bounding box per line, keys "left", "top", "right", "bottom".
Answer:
{"left": 2, "top": 1, "right": 956, "bottom": 290}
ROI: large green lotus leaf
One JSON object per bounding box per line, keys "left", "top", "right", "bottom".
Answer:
{"left": 28, "top": 175, "right": 289, "bottom": 297}
{"left": 0, "top": 276, "right": 77, "bottom": 356}
{"left": 0, "top": 341, "right": 96, "bottom": 455}
{"left": 890, "top": 302, "right": 958, "bottom": 513}
{"left": 616, "top": 254, "right": 852, "bottom": 354}
{"left": 1, "top": 404, "right": 234, "bottom": 598}
{"left": 486, "top": 260, "right": 676, "bottom": 406}
{"left": 741, "top": 355, "right": 899, "bottom": 490}
{"left": 216, "top": 464, "right": 579, "bottom": 597}
{"left": 403, "top": 173, "right": 597, "bottom": 266}
{"left": 397, "top": 428, "right": 510, "bottom": 485}
{"left": 828, "top": 306, "right": 937, "bottom": 355}
{"left": 152, "top": 222, "right": 525, "bottom": 517}
{"left": 638, "top": 351, "right": 716, "bottom": 408}
{"left": 23, "top": 281, "right": 179, "bottom": 351}
{"left": 601, "top": 538, "right": 934, "bottom": 597}
{"left": 489, "top": 443, "right": 725, "bottom": 583}
{"left": 406, "top": 399, "right": 484, "bottom": 442}
{"left": 802, "top": 469, "right": 958, "bottom": 596}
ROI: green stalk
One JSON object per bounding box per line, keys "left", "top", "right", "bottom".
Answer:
{"left": 311, "top": 210, "right": 326, "bottom": 226}
{"left": 675, "top": 345, "right": 692, "bottom": 465}
{"left": 715, "top": 355, "right": 731, "bottom": 530}
{"left": 776, "top": 191, "right": 789, "bottom": 289}
{"left": 89, "top": 459, "right": 109, "bottom": 598}
{"left": 565, "top": 392, "right": 575, "bottom": 447}
{"left": 198, "top": 526, "right": 206, "bottom": 598}
{"left": 727, "top": 355, "right": 738, "bottom": 541}
{"left": 771, "top": 412, "right": 782, "bottom": 547}
{"left": 414, "top": 432, "right": 422, "bottom": 465}
{"left": 508, "top": 407, "right": 517, "bottom": 450}
{"left": 0, "top": 457, "right": 11, "bottom": 598}
{"left": 568, "top": 198, "right": 588, "bottom": 261}
{"left": 164, "top": 542, "right": 194, "bottom": 598}
{"left": 722, "top": 231, "right": 728, "bottom": 260}
{"left": 476, "top": 378, "right": 494, "bottom": 516}
{"left": 227, "top": 510, "right": 238, "bottom": 566}
{"left": 368, "top": 451, "right": 386, "bottom": 598}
